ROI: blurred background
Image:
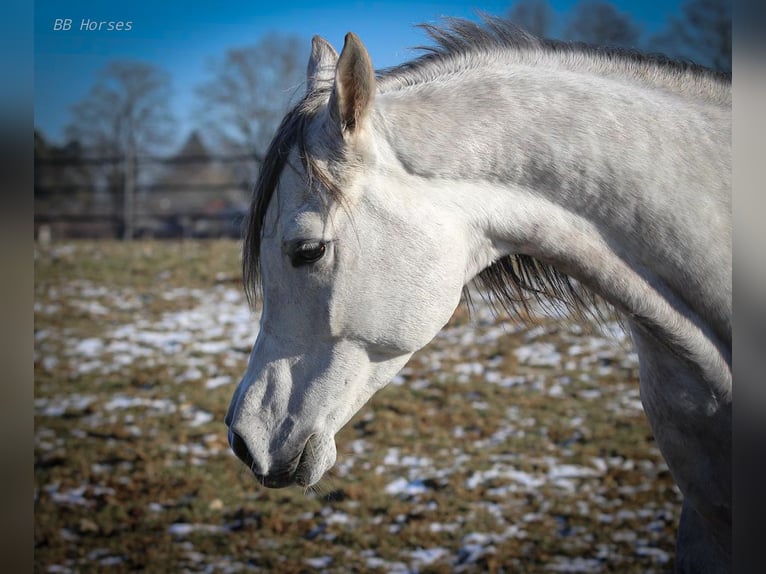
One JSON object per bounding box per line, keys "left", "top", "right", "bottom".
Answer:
{"left": 34, "top": 0, "right": 731, "bottom": 242}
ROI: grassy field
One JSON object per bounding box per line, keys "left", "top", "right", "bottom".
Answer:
{"left": 34, "top": 240, "right": 680, "bottom": 573}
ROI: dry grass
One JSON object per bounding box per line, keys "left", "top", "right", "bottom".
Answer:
{"left": 34, "top": 240, "right": 680, "bottom": 573}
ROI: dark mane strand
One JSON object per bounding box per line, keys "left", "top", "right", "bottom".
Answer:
{"left": 471, "top": 255, "right": 609, "bottom": 326}
{"left": 242, "top": 87, "right": 339, "bottom": 308}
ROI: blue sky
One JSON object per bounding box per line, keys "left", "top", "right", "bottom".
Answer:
{"left": 34, "top": 0, "right": 683, "bottom": 148}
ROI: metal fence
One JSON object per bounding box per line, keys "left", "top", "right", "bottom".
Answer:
{"left": 34, "top": 151, "right": 260, "bottom": 240}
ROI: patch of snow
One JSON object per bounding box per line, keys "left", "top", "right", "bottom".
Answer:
{"left": 429, "top": 522, "right": 461, "bottom": 533}
{"left": 514, "top": 343, "right": 562, "bottom": 367}
{"left": 186, "top": 409, "right": 214, "bottom": 427}
{"left": 325, "top": 511, "right": 352, "bottom": 525}
{"left": 466, "top": 466, "right": 545, "bottom": 490}
{"left": 546, "top": 557, "right": 603, "bottom": 572}
{"left": 547, "top": 383, "right": 565, "bottom": 397}
{"left": 36, "top": 394, "right": 96, "bottom": 417}
{"left": 178, "top": 368, "right": 204, "bottom": 382}
{"left": 75, "top": 338, "right": 104, "bottom": 356}
{"left": 168, "top": 523, "right": 226, "bottom": 536}
{"left": 548, "top": 464, "right": 601, "bottom": 480}
{"left": 46, "top": 484, "right": 91, "bottom": 508}
{"left": 104, "top": 396, "right": 176, "bottom": 413}
{"left": 410, "top": 547, "right": 450, "bottom": 566}
{"left": 304, "top": 556, "right": 333, "bottom": 569}
{"left": 385, "top": 478, "right": 428, "bottom": 497}
{"left": 195, "top": 341, "right": 231, "bottom": 354}
{"left": 205, "top": 375, "right": 231, "bottom": 389}
{"left": 636, "top": 546, "right": 671, "bottom": 563}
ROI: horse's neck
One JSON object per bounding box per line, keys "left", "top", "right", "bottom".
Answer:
{"left": 377, "top": 64, "right": 731, "bottom": 394}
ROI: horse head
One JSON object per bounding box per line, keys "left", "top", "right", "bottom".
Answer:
{"left": 225, "top": 34, "right": 470, "bottom": 487}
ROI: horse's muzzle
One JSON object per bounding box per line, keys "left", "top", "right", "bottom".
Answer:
{"left": 227, "top": 427, "right": 318, "bottom": 488}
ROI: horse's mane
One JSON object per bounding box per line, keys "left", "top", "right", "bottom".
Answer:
{"left": 378, "top": 16, "right": 730, "bottom": 105}
{"left": 242, "top": 86, "right": 338, "bottom": 308}
{"left": 243, "top": 16, "right": 727, "bottom": 321}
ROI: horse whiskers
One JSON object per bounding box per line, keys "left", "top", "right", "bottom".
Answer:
{"left": 303, "top": 483, "right": 320, "bottom": 497}
{"left": 304, "top": 472, "right": 340, "bottom": 498}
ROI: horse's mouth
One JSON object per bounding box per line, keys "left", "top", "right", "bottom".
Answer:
{"left": 256, "top": 438, "right": 319, "bottom": 488}
{"left": 228, "top": 429, "right": 325, "bottom": 488}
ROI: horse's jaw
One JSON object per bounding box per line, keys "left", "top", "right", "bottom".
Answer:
{"left": 225, "top": 337, "right": 412, "bottom": 488}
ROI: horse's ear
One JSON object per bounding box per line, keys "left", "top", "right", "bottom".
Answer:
{"left": 329, "top": 32, "right": 375, "bottom": 136}
{"left": 307, "top": 36, "right": 338, "bottom": 94}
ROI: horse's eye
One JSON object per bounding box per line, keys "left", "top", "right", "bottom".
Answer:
{"left": 291, "top": 241, "right": 327, "bottom": 267}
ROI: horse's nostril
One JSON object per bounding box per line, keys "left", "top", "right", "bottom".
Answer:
{"left": 229, "top": 430, "right": 255, "bottom": 469}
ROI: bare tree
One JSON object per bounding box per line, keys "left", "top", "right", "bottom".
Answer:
{"left": 508, "top": 0, "right": 556, "bottom": 38}
{"left": 563, "top": 1, "right": 641, "bottom": 48}
{"left": 64, "top": 61, "right": 176, "bottom": 238}
{"left": 650, "top": 0, "right": 731, "bottom": 73}
{"left": 195, "top": 34, "right": 307, "bottom": 181}
{"left": 66, "top": 61, "right": 176, "bottom": 158}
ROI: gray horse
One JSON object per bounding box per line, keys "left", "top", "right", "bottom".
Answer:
{"left": 226, "top": 19, "right": 731, "bottom": 572}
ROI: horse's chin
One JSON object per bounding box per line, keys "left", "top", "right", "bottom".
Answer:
{"left": 293, "top": 433, "right": 337, "bottom": 488}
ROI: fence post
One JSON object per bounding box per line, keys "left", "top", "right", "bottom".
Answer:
{"left": 123, "top": 147, "right": 135, "bottom": 240}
